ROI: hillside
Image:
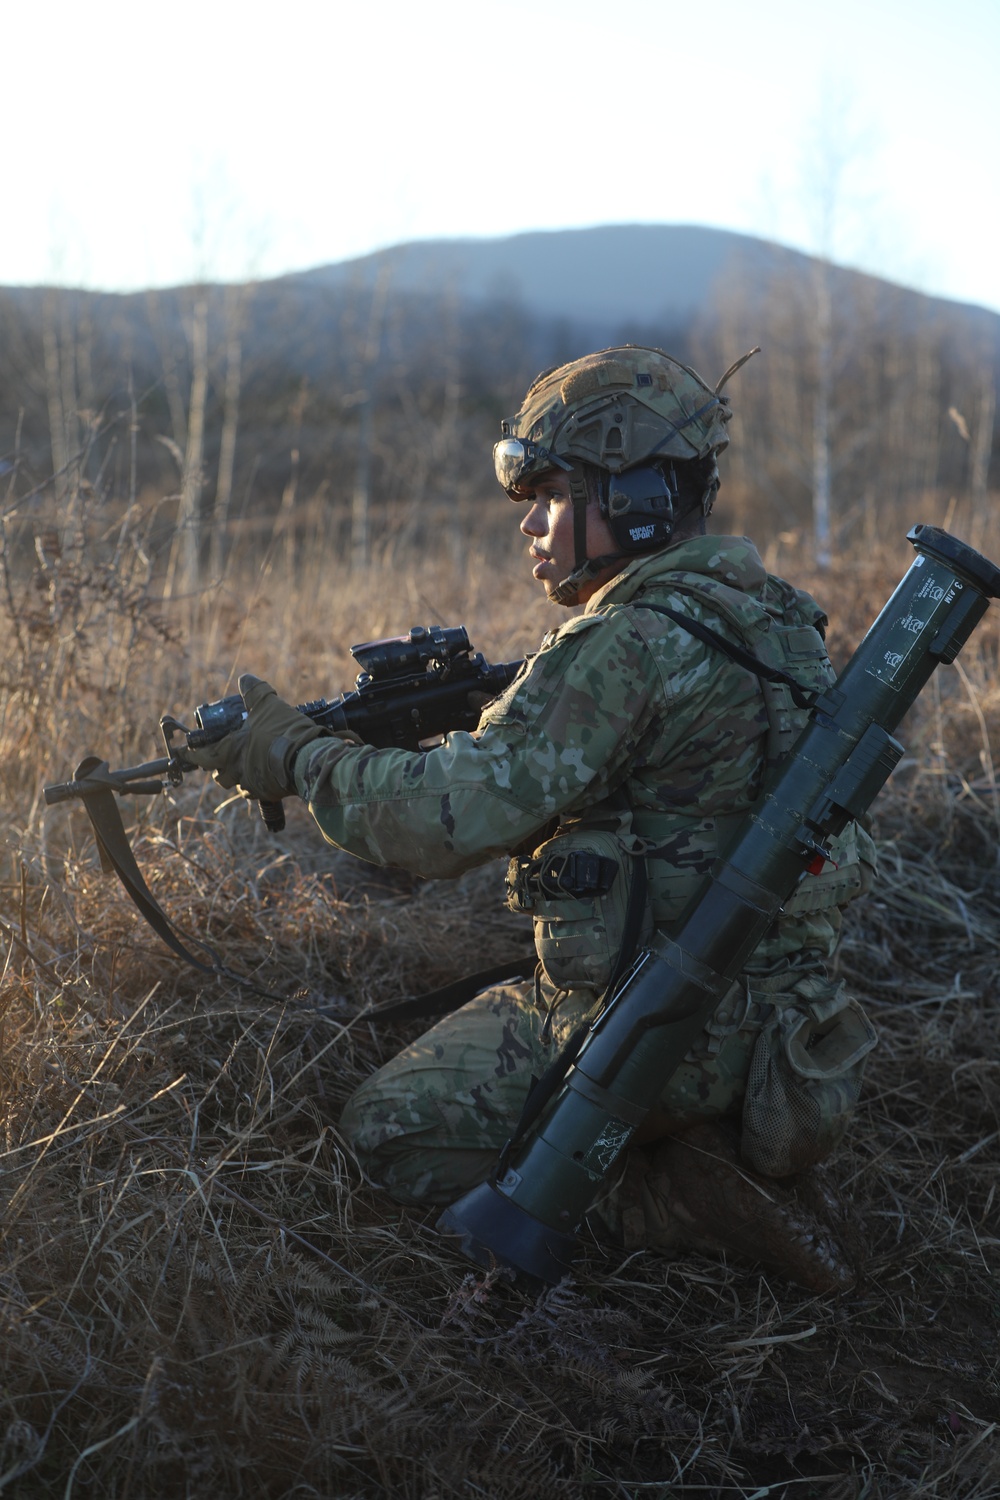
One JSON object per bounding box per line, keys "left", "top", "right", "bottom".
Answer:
{"left": 286, "top": 222, "right": 1000, "bottom": 339}
{"left": 288, "top": 222, "right": 765, "bottom": 330}
{"left": 0, "top": 224, "right": 996, "bottom": 576}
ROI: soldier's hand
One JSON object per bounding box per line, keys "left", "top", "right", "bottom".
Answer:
{"left": 184, "top": 674, "right": 330, "bottom": 802}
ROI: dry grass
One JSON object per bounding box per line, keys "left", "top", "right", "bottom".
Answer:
{"left": 1, "top": 485, "right": 999, "bottom": 1497}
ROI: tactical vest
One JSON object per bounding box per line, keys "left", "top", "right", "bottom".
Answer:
{"left": 509, "top": 566, "right": 876, "bottom": 995}
{"left": 629, "top": 569, "right": 872, "bottom": 924}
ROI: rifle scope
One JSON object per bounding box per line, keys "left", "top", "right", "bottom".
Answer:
{"left": 439, "top": 525, "right": 1000, "bottom": 1282}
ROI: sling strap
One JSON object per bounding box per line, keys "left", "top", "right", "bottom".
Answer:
{"left": 74, "top": 753, "right": 533, "bottom": 1011}
{"left": 635, "top": 603, "right": 816, "bottom": 710}
{"left": 72, "top": 755, "right": 288, "bottom": 1001}
{"left": 362, "top": 952, "right": 538, "bottom": 1024}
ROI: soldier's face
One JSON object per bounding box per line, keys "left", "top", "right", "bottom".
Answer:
{"left": 518, "top": 471, "right": 621, "bottom": 603}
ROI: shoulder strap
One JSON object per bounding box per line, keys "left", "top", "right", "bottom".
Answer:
{"left": 634, "top": 602, "right": 816, "bottom": 710}
{"left": 361, "top": 952, "right": 537, "bottom": 1024}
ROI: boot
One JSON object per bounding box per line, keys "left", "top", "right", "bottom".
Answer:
{"left": 635, "top": 1120, "right": 855, "bottom": 1293}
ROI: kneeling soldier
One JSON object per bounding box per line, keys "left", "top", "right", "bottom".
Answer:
{"left": 190, "top": 347, "right": 877, "bottom": 1290}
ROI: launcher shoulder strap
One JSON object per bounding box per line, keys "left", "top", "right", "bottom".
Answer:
{"left": 363, "top": 953, "right": 537, "bottom": 1025}
{"left": 633, "top": 601, "right": 816, "bottom": 711}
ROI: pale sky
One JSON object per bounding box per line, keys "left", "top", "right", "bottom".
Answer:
{"left": 7, "top": 0, "right": 1000, "bottom": 313}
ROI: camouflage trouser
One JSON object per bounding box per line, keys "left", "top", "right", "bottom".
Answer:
{"left": 340, "top": 973, "right": 767, "bottom": 1212}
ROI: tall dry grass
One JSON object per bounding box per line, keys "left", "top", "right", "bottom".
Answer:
{"left": 1, "top": 475, "right": 999, "bottom": 1497}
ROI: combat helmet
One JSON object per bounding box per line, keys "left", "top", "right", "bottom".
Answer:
{"left": 495, "top": 345, "right": 757, "bottom": 604}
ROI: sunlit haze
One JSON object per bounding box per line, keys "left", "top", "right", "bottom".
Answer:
{"left": 7, "top": 0, "right": 999, "bottom": 312}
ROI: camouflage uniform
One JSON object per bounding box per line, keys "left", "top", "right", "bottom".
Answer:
{"left": 294, "top": 536, "right": 877, "bottom": 1215}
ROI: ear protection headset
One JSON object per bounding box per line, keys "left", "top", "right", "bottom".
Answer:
{"left": 601, "top": 464, "right": 677, "bottom": 553}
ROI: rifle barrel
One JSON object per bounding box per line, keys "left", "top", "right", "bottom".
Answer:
{"left": 43, "top": 757, "right": 173, "bottom": 804}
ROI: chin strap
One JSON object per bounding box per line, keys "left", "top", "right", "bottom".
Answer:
{"left": 549, "top": 552, "right": 628, "bottom": 606}
{"left": 570, "top": 472, "right": 589, "bottom": 572}
{"left": 550, "top": 471, "right": 630, "bottom": 607}
{"left": 548, "top": 467, "right": 708, "bottom": 606}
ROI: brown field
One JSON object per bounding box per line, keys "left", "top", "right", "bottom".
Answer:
{"left": 1, "top": 480, "right": 999, "bottom": 1498}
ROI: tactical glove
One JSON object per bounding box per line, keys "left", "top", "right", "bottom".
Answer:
{"left": 185, "top": 674, "right": 331, "bottom": 802}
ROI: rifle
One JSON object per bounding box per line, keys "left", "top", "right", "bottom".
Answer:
{"left": 43, "top": 625, "right": 523, "bottom": 980}
{"left": 45, "top": 624, "right": 523, "bottom": 827}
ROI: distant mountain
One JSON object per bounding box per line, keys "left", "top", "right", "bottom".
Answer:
{"left": 288, "top": 224, "right": 768, "bottom": 328}
{"left": 1, "top": 224, "right": 996, "bottom": 528}
{"left": 284, "top": 224, "right": 997, "bottom": 342}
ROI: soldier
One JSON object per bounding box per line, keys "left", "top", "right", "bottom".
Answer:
{"left": 189, "top": 346, "right": 877, "bottom": 1290}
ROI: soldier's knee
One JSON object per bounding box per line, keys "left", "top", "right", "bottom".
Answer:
{"left": 340, "top": 1077, "right": 411, "bottom": 1180}
{"left": 340, "top": 1093, "right": 418, "bottom": 1203}
{"left": 339, "top": 1078, "right": 454, "bottom": 1206}
{"left": 339, "top": 1083, "right": 375, "bottom": 1165}
{"left": 340, "top": 1079, "right": 504, "bottom": 1208}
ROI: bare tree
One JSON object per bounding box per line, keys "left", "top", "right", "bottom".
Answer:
{"left": 210, "top": 282, "right": 251, "bottom": 579}
{"left": 969, "top": 366, "right": 997, "bottom": 511}
{"left": 164, "top": 295, "right": 209, "bottom": 598}
{"left": 145, "top": 289, "right": 189, "bottom": 455}
{"left": 948, "top": 325, "right": 998, "bottom": 544}
{"left": 779, "top": 81, "right": 881, "bottom": 563}
{"left": 350, "top": 265, "right": 392, "bottom": 570}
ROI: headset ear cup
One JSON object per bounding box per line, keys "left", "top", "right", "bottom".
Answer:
{"left": 602, "top": 466, "right": 675, "bottom": 553}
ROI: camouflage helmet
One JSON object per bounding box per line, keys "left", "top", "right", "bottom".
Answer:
{"left": 501, "top": 346, "right": 734, "bottom": 484}
{"left": 495, "top": 344, "right": 757, "bottom": 607}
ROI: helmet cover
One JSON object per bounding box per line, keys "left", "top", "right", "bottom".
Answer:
{"left": 509, "top": 345, "right": 733, "bottom": 475}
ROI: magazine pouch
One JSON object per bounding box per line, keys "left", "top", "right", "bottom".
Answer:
{"left": 506, "top": 826, "right": 652, "bottom": 994}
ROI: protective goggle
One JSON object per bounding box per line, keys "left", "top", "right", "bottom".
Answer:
{"left": 493, "top": 434, "right": 573, "bottom": 498}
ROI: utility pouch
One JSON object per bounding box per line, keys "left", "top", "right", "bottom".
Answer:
{"left": 741, "top": 977, "right": 877, "bottom": 1177}
{"left": 506, "top": 828, "right": 652, "bottom": 994}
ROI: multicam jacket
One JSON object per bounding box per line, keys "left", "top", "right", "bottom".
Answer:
{"left": 294, "top": 536, "right": 875, "bottom": 975}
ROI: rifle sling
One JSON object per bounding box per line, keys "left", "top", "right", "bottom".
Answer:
{"left": 364, "top": 954, "right": 538, "bottom": 1024}
{"left": 73, "top": 756, "right": 286, "bottom": 1000}
{"left": 78, "top": 756, "right": 535, "bottom": 1012}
